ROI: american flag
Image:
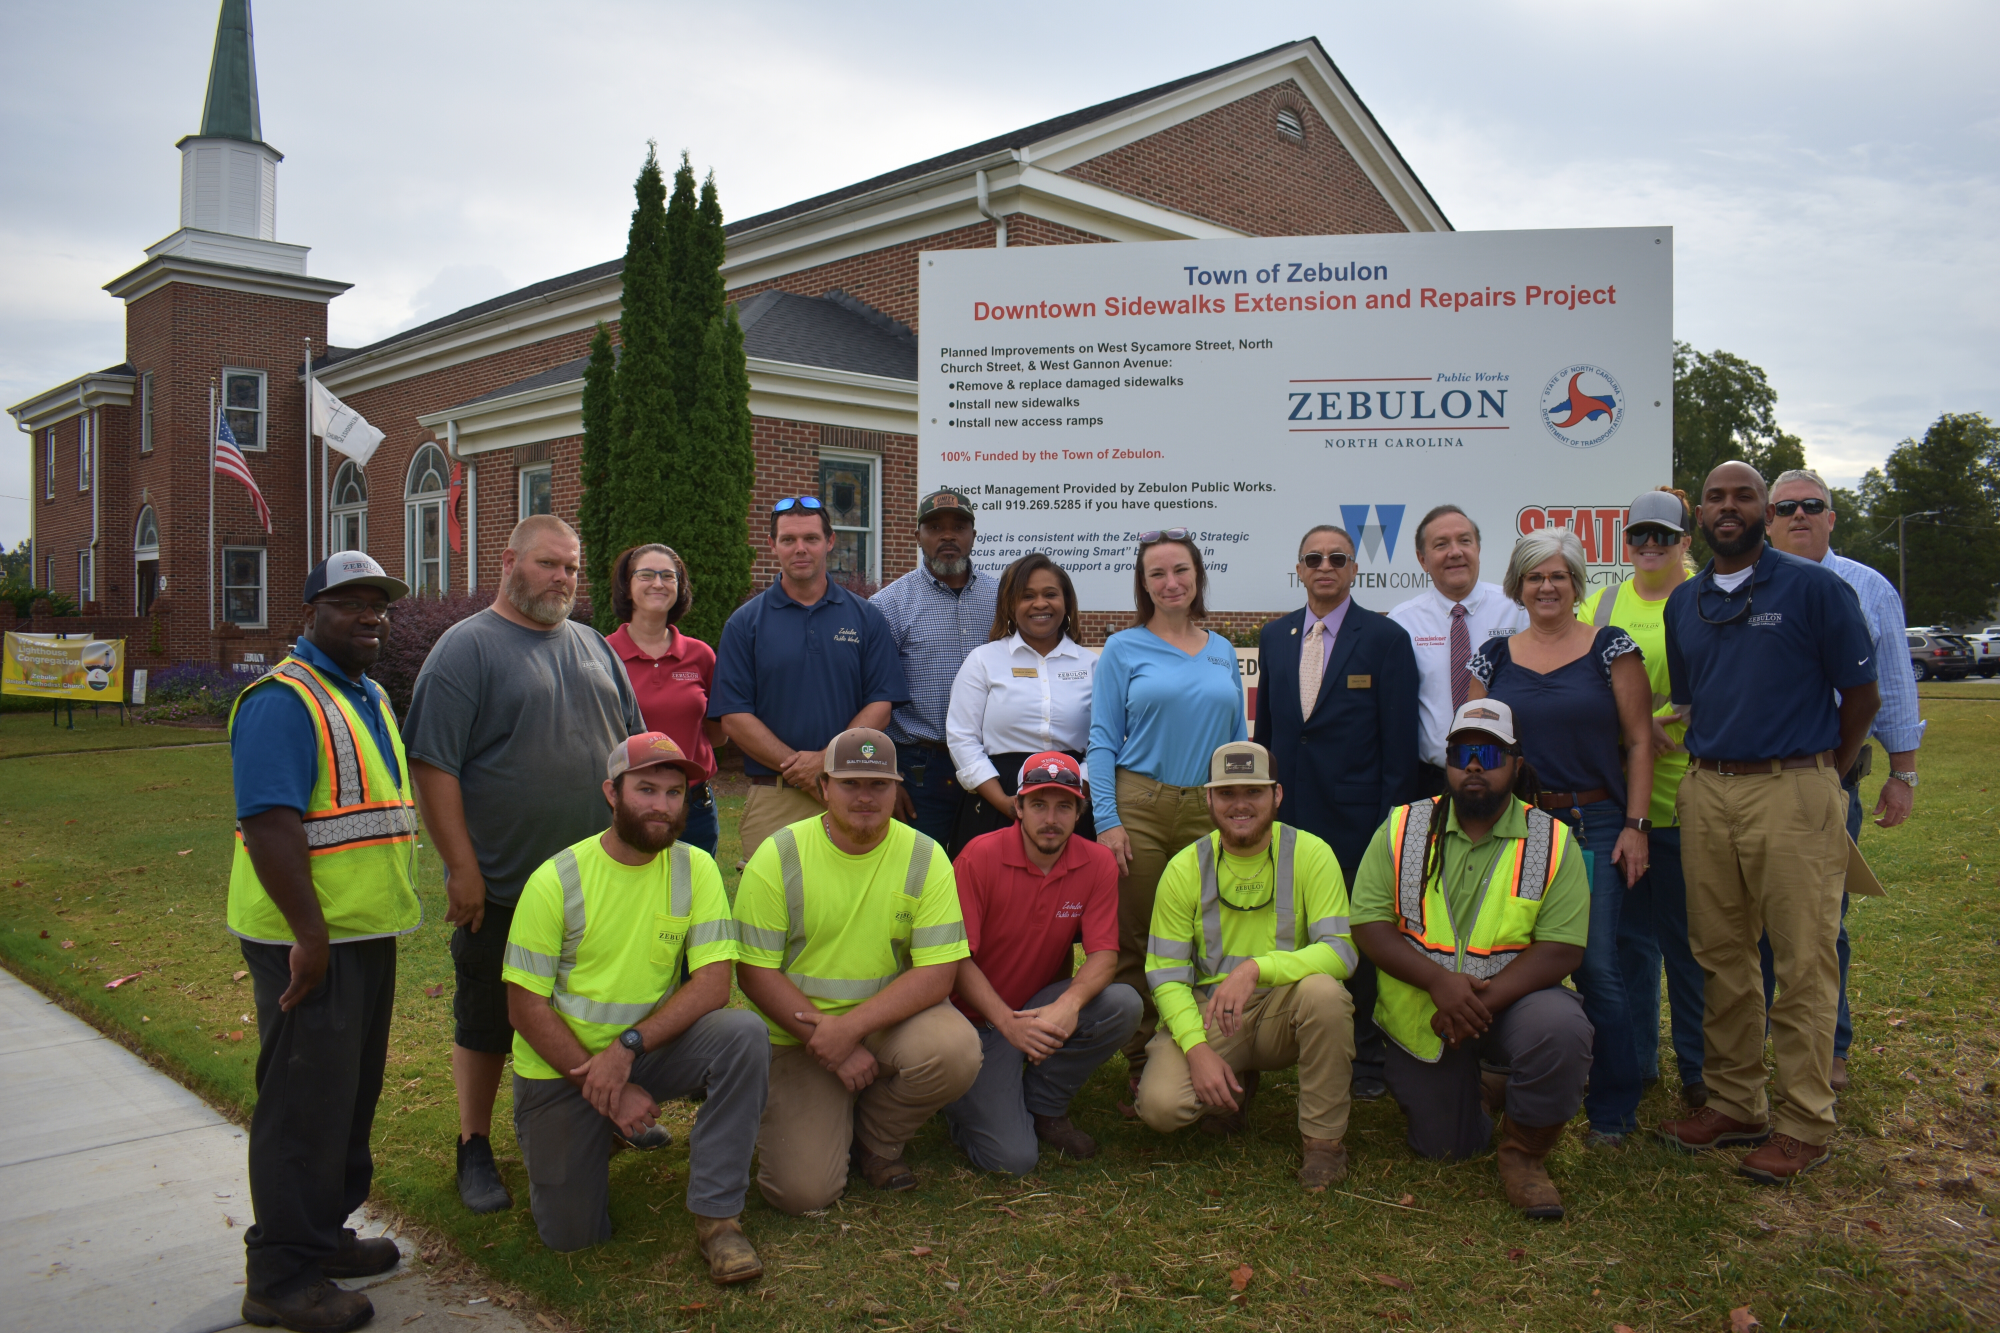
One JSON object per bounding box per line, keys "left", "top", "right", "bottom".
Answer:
{"left": 215, "top": 410, "right": 273, "bottom": 533}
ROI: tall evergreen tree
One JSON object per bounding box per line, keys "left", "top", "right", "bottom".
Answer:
{"left": 578, "top": 321, "right": 617, "bottom": 628}
{"left": 677, "top": 304, "right": 755, "bottom": 645}
{"left": 604, "top": 142, "right": 677, "bottom": 622}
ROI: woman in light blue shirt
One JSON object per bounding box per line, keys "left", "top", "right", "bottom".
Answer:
{"left": 1087, "top": 529, "right": 1246, "bottom": 1087}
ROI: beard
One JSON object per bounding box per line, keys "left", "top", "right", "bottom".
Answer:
{"left": 1700, "top": 513, "right": 1767, "bottom": 558}
{"left": 926, "top": 554, "right": 970, "bottom": 579}
{"left": 612, "top": 796, "right": 685, "bottom": 854}
{"left": 505, "top": 568, "right": 575, "bottom": 625}
{"left": 1451, "top": 782, "right": 1510, "bottom": 824}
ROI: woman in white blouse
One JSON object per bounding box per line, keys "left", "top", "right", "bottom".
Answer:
{"left": 946, "top": 553, "right": 1098, "bottom": 853}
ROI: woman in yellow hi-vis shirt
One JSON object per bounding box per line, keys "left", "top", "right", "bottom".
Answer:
{"left": 1577, "top": 487, "right": 1704, "bottom": 1109}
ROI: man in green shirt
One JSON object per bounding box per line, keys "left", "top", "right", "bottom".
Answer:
{"left": 503, "top": 733, "right": 768, "bottom": 1283}
{"left": 1351, "top": 699, "right": 1593, "bottom": 1219}
{"left": 1137, "top": 742, "right": 1357, "bottom": 1191}
{"left": 734, "top": 729, "right": 980, "bottom": 1214}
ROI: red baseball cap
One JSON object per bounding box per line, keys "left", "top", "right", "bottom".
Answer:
{"left": 606, "top": 732, "right": 706, "bottom": 783}
{"left": 1016, "top": 752, "right": 1085, "bottom": 800}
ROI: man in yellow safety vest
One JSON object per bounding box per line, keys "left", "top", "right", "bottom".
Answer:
{"left": 503, "top": 732, "right": 769, "bottom": 1282}
{"left": 227, "top": 551, "right": 420, "bottom": 1333}
{"left": 1350, "top": 699, "right": 1595, "bottom": 1219}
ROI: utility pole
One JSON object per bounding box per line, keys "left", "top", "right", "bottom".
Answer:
{"left": 1897, "top": 509, "right": 1941, "bottom": 614}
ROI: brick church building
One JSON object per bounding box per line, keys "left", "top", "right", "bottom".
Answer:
{"left": 9, "top": 2, "right": 1449, "bottom": 670}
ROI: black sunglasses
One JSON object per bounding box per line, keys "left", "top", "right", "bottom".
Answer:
{"left": 1137, "top": 528, "right": 1191, "bottom": 544}
{"left": 1017, "top": 760, "right": 1084, "bottom": 792}
{"left": 773, "top": 496, "right": 825, "bottom": 514}
{"left": 1773, "top": 498, "right": 1829, "bottom": 517}
{"left": 1298, "top": 551, "right": 1350, "bottom": 569}
{"left": 1446, "top": 742, "right": 1509, "bottom": 771}
{"left": 1625, "top": 527, "right": 1681, "bottom": 548}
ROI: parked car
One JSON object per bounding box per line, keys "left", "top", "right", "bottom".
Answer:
{"left": 1907, "top": 628, "right": 1974, "bottom": 681}
{"left": 1966, "top": 626, "right": 2000, "bottom": 678}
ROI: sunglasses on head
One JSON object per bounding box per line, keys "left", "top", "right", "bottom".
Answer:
{"left": 1625, "top": 527, "right": 1681, "bottom": 548}
{"left": 1446, "top": 742, "right": 1509, "bottom": 771}
{"left": 1018, "top": 763, "right": 1084, "bottom": 793}
{"left": 772, "top": 496, "right": 825, "bottom": 514}
{"left": 1298, "top": 551, "right": 1350, "bottom": 569}
{"left": 1137, "top": 528, "right": 1191, "bottom": 544}
{"left": 1773, "top": 498, "right": 1828, "bottom": 517}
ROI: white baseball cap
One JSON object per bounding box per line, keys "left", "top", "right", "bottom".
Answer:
{"left": 1446, "top": 698, "right": 1518, "bottom": 747}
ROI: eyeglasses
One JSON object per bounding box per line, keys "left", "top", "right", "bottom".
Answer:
{"left": 1521, "top": 570, "right": 1571, "bottom": 587}
{"left": 1136, "top": 528, "right": 1191, "bottom": 544}
{"left": 1298, "top": 551, "right": 1350, "bottom": 569}
{"left": 1625, "top": 527, "right": 1680, "bottom": 548}
{"left": 1446, "top": 742, "right": 1508, "bottom": 771}
{"left": 772, "top": 496, "right": 825, "bottom": 514}
{"left": 1773, "top": 498, "right": 1829, "bottom": 517}
{"left": 631, "top": 569, "right": 679, "bottom": 585}
{"left": 314, "top": 598, "right": 391, "bottom": 618}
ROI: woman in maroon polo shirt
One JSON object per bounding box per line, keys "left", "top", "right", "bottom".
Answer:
{"left": 606, "top": 544, "right": 723, "bottom": 853}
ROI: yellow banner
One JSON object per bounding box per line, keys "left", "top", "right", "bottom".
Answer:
{"left": 2, "top": 633, "right": 126, "bottom": 702}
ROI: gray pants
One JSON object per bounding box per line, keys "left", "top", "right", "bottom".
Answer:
{"left": 513, "top": 1008, "right": 769, "bottom": 1252}
{"left": 943, "top": 982, "right": 1142, "bottom": 1175}
{"left": 1383, "top": 985, "right": 1593, "bottom": 1160}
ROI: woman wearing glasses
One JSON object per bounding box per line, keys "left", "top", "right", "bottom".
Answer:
{"left": 945, "top": 554, "right": 1097, "bottom": 855}
{"left": 1466, "top": 525, "right": 1654, "bottom": 1147}
{"left": 1087, "top": 529, "right": 1247, "bottom": 1093}
{"left": 606, "top": 543, "right": 724, "bottom": 853}
{"left": 1578, "top": 489, "right": 1707, "bottom": 1114}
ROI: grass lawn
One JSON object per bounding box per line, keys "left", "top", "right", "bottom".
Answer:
{"left": 0, "top": 702, "right": 227, "bottom": 757}
{"left": 2, "top": 697, "right": 1995, "bottom": 1331}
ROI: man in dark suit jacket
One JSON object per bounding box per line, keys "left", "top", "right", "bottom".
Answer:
{"left": 1253, "top": 523, "right": 1420, "bottom": 1098}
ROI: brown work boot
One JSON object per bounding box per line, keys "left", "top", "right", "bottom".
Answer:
{"left": 1829, "top": 1057, "right": 1851, "bottom": 1093}
{"left": 1297, "top": 1137, "right": 1348, "bottom": 1191}
{"left": 241, "top": 1279, "right": 373, "bottom": 1332}
{"left": 1033, "top": 1114, "right": 1099, "bottom": 1160}
{"left": 1495, "top": 1116, "right": 1566, "bottom": 1220}
{"left": 850, "top": 1138, "right": 918, "bottom": 1191}
{"left": 692, "top": 1213, "right": 764, "bottom": 1284}
{"left": 1737, "top": 1133, "right": 1830, "bottom": 1185}
{"left": 318, "top": 1228, "right": 400, "bottom": 1279}
{"left": 1655, "top": 1105, "right": 1770, "bottom": 1153}
{"left": 1199, "top": 1069, "right": 1260, "bottom": 1137}
{"left": 1479, "top": 1069, "right": 1508, "bottom": 1120}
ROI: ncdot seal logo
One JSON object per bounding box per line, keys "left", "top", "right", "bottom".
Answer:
{"left": 1539, "top": 364, "right": 1624, "bottom": 449}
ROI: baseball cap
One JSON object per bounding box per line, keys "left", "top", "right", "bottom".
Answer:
{"left": 1205, "top": 741, "right": 1276, "bottom": 788}
{"left": 606, "top": 732, "right": 706, "bottom": 783}
{"left": 1625, "top": 489, "right": 1687, "bottom": 534}
{"left": 823, "top": 727, "right": 901, "bottom": 780}
{"left": 917, "top": 488, "right": 976, "bottom": 524}
{"left": 1446, "top": 699, "right": 1518, "bottom": 747}
{"left": 1016, "top": 752, "right": 1085, "bottom": 800}
{"left": 304, "top": 550, "right": 409, "bottom": 603}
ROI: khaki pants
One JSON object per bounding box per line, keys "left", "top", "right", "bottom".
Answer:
{"left": 753, "top": 1002, "right": 982, "bottom": 1215}
{"left": 738, "top": 783, "right": 823, "bottom": 863}
{"left": 1113, "top": 769, "right": 1216, "bottom": 1071}
{"left": 1135, "top": 975, "right": 1355, "bottom": 1142}
{"left": 1679, "top": 761, "right": 1847, "bottom": 1144}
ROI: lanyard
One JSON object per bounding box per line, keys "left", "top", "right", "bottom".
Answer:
{"left": 1439, "top": 836, "right": 1506, "bottom": 975}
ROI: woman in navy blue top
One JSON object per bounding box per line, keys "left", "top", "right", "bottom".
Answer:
{"left": 1467, "top": 526, "right": 1655, "bottom": 1143}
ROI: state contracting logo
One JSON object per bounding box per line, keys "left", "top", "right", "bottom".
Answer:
{"left": 1539, "top": 364, "right": 1625, "bottom": 449}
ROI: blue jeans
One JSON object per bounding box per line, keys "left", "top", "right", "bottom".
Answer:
{"left": 1759, "top": 776, "right": 1859, "bottom": 1060}
{"left": 680, "top": 786, "right": 719, "bottom": 857}
{"left": 897, "top": 743, "right": 965, "bottom": 846}
{"left": 1614, "top": 826, "right": 1706, "bottom": 1086}
{"left": 1567, "top": 799, "right": 1643, "bottom": 1135}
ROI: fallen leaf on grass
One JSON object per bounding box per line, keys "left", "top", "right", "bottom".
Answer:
{"left": 1396, "top": 1193, "right": 1415, "bottom": 1207}
{"left": 994, "top": 1205, "right": 1020, "bottom": 1218}
{"left": 1228, "top": 1264, "right": 1253, "bottom": 1293}
{"left": 61, "top": 940, "right": 74, "bottom": 950}
{"left": 1506, "top": 1247, "right": 1526, "bottom": 1263}
{"left": 11, "top": 880, "right": 24, "bottom": 887}
{"left": 105, "top": 972, "right": 142, "bottom": 989}
{"left": 1888, "top": 1018, "right": 1907, "bottom": 1028}
{"left": 39, "top": 930, "right": 48, "bottom": 939}
{"left": 1730, "top": 1307, "right": 1761, "bottom": 1332}
{"left": 536, "top": 1317, "right": 557, "bottom": 1331}
{"left": 679, "top": 1303, "right": 708, "bottom": 1314}
{"left": 232, "top": 970, "right": 248, "bottom": 981}
{"left": 1614, "top": 1325, "right": 1638, "bottom": 1333}
{"left": 228, "top": 1031, "right": 243, "bottom": 1040}
{"left": 178, "top": 849, "right": 193, "bottom": 856}
{"left": 1863, "top": 1219, "right": 1883, "bottom": 1232}
{"left": 910, "top": 1246, "right": 933, "bottom": 1257}
{"left": 425, "top": 984, "right": 445, "bottom": 999}
{"left": 1371, "top": 1273, "right": 1413, "bottom": 1291}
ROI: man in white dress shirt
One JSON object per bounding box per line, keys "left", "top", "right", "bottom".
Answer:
{"left": 1386, "top": 505, "right": 1528, "bottom": 798}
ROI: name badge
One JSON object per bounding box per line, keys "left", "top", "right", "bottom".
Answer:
{"left": 1012, "top": 667, "right": 1039, "bottom": 678}
{"left": 1348, "top": 675, "right": 1372, "bottom": 689}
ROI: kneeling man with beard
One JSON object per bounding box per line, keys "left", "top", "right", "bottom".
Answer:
{"left": 1351, "top": 700, "right": 1594, "bottom": 1219}
{"left": 503, "top": 733, "right": 770, "bottom": 1282}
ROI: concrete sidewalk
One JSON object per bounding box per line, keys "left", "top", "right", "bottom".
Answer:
{"left": 0, "top": 967, "right": 533, "bottom": 1333}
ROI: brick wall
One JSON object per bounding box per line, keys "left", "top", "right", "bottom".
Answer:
{"left": 1065, "top": 79, "right": 1409, "bottom": 238}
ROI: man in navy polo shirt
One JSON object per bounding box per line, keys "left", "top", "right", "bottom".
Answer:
{"left": 711, "top": 497, "right": 909, "bottom": 861}
{"left": 1655, "top": 461, "right": 1879, "bottom": 1184}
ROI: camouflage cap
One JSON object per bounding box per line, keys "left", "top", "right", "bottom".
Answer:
{"left": 916, "top": 489, "right": 976, "bottom": 524}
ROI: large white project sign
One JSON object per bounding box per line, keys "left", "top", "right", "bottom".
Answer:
{"left": 917, "top": 227, "right": 1672, "bottom": 612}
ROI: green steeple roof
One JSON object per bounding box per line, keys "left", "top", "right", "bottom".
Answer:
{"left": 198, "top": 0, "right": 263, "bottom": 144}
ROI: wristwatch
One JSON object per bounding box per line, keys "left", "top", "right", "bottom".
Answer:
{"left": 1623, "top": 816, "right": 1652, "bottom": 832}
{"left": 1889, "top": 770, "right": 1919, "bottom": 788}
{"left": 617, "top": 1028, "right": 646, "bottom": 1055}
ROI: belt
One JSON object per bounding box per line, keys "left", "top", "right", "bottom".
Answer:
{"left": 748, "top": 774, "right": 779, "bottom": 787}
{"left": 902, "top": 739, "right": 951, "bottom": 752}
{"left": 1691, "top": 752, "right": 1833, "bottom": 776}
{"left": 1535, "top": 788, "right": 1611, "bottom": 811}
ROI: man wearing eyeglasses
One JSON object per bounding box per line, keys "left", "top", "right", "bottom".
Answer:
{"left": 1763, "top": 467, "right": 1922, "bottom": 1096}
{"left": 1254, "top": 524, "right": 1419, "bottom": 1102}
{"left": 711, "top": 496, "right": 909, "bottom": 862}
{"left": 1656, "top": 461, "right": 1879, "bottom": 1184}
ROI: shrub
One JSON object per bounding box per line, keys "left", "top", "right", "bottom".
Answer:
{"left": 374, "top": 590, "right": 496, "bottom": 718}
{"left": 135, "top": 661, "right": 249, "bottom": 722}
{"left": 1, "top": 582, "right": 79, "bottom": 618}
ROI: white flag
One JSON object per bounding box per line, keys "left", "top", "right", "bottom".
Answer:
{"left": 310, "top": 379, "right": 385, "bottom": 466}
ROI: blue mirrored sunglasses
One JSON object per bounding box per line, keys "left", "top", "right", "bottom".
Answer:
{"left": 772, "top": 496, "right": 825, "bottom": 513}
{"left": 1446, "top": 742, "right": 1508, "bottom": 771}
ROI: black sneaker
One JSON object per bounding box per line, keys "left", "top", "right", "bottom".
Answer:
{"left": 241, "top": 1279, "right": 373, "bottom": 1332}
{"left": 456, "top": 1134, "right": 513, "bottom": 1214}
{"left": 1351, "top": 1074, "right": 1388, "bottom": 1102}
{"left": 319, "top": 1227, "right": 401, "bottom": 1279}
{"left": 614, "top": 1124, "right": 673, "bottom": 1152}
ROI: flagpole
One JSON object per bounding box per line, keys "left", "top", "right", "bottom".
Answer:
{"left": 303, "top": 337, "right": 315, "bottom": 565}
{"left": 207, "top": 379, "right": 217, "bottom": 632}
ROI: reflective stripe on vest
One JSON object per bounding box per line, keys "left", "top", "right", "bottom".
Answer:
{"left": 771, "top": 825, "right": 940, "bottom": 1001}
{"left": 542, "top": 842, "right": 694, "bottom": 1028}
{"left": 1390, "top": 798, "right": 1555, "bottom": 981}
{"left": 1146, "top": 827, "right": 1359, "bottom": 992}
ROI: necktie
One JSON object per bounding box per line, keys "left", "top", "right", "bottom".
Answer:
{"left": 1449, "top": 603, "right": 1471, "bottom": 713}
{"left": 1300, "top": 620, "right": 1324, "bottom": 720}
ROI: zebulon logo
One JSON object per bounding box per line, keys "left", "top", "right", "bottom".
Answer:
{"left": 1540, "top": 365, "right": 1625, "bottom": 449}
{"left": 1339, "top": 504, "right": 1406, "bottom": 561}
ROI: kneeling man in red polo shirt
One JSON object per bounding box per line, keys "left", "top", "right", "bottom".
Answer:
{"left": 945, "top": 753, "right": 1140, "bottom": 1172}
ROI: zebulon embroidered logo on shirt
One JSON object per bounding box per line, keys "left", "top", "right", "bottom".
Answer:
{"left": 1056, "top": 899, "right": 1086, "bottom": 920}
{"left": 1748, "top": 613, "right": 1784, "bottom": 627}
{"left": 834, "top": 627, "right": 861, "bottom": 644}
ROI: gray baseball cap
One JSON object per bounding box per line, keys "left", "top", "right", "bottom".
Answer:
{"left": 1626, "top": 490, "right": 1687, "bottom": 534}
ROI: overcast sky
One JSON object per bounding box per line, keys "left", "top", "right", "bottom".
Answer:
{"left": 3, "top": 0, "right": 1995, "bottom": 548}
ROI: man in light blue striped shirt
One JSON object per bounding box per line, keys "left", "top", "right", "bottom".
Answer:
{"left": 872, "top": 489, "right": 1001, "bottom": 843}
{"left": 1764, "top": 468, "right": 1924, "bottom": 1093}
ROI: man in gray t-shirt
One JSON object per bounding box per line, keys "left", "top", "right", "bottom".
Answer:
{"left": 405, "top": 515, "right": 642, "bottom": 1215}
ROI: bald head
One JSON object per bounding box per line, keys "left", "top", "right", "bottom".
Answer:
{"left": 1697, "top": 461, "right": 1772, "bottom": 563}
{"left": 1703, "top": 461, "right": 1767, "bottom": 502}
